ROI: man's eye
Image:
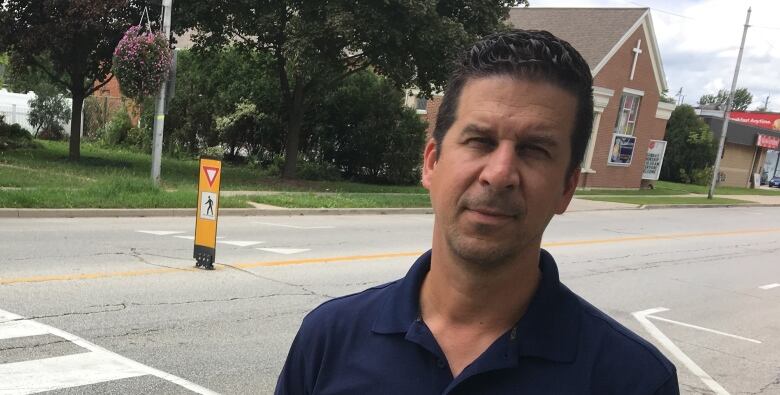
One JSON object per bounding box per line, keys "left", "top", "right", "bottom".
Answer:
{"left": 466, "top": 138, "right": 494, "bottom": 148}
{"left": 518, "top": 145, "right": 550, "bottom": 158}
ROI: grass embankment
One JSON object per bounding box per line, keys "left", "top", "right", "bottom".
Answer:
{"left": 1, "top": 141, "right": 774, "bottom": 209}
{"left": 251, "top": 193, "right": 431, "bottom": 208}
{"left": 0, "top": 141, "right": 425, "bottom": 208}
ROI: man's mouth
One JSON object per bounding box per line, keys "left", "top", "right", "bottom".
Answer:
{"left": 464, "top": 207, "right": 519, "bottom": 220}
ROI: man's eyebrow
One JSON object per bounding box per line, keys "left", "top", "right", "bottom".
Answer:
{"left": 461, "top": 124, "right": 493, "bottom": 135}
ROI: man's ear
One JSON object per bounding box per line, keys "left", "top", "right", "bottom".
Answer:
{"left": 555, "top": 167, "right": 580, "bottom": 215}
{"left": 421, "top": 139, "right": 437, "bottom": 190}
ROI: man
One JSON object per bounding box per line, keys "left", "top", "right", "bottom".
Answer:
{"left": 276, "top": 29, "right": 678, "bottom": 394}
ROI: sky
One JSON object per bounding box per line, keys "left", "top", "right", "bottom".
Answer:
{"left": 528, "top": 0, "right": 780, "bottom": 112}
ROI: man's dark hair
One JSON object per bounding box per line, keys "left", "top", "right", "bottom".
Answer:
{"left": 432, "top": 29, "right": 594, "bottom": 176}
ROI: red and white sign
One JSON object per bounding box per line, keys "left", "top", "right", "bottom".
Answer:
{"left": 757, "top": 134, "right": 780, "bottom": 150}
{"left": 203, "top": 166, "right": 220, "bottom": 187}
{"left": 729, "top": 111, "right": 780, "bottom": 131}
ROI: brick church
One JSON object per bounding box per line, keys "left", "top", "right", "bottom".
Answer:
{"left": 414, "top": 8, "right": 676, "bottom": 189}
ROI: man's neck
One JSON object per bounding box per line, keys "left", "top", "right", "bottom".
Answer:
{"left": 420, "top": 241, "right": 542, "bottom": 332}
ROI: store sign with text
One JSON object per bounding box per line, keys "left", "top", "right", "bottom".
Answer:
{"left": 729, "top": 111, "right": 780, "bottom": 131}
{"left": 642, "top": 140, "right": 667, "bottom": 180}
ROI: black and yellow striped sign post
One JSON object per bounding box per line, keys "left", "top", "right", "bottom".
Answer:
{"left": 194, "top": 158, "right": 222, "bottom": 270}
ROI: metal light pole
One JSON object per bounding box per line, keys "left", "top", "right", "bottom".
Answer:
{"left": 151, "top": 0, "right": 173, "bottom": 185}
{"left": 708, "top": 7, "right": 751, "bottom": 199}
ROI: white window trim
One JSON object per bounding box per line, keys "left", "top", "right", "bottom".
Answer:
{"left": 622, "top": 87, "right": 645, "bottom": 97}
{"left": 581, "top": 87, "right": 614, "bottom": 172}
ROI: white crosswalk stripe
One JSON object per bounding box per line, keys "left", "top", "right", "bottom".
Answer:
{"left": 0, "top": 308, "right": 218, "bottom": 395}
{"left": 256, "top": 248, "right": 310, "bottom": 255}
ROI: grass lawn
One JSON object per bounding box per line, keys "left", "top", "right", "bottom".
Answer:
{"left": 2, "top": 141, "right": 774, "bottom": 209}
{"left": 251, "top": 193, "right": 431, "bottom": 208}
{"left": 580, "top": 196, "right": 752, "bottom": 205}
{"left": 0, "top": 141, "right": 425, "bottom": 208}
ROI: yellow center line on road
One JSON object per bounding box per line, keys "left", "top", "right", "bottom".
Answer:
{"left": 542, "top": 227, "right": 780, "bottom": 248}
{"left": 0, "top": 267, "right": 198, "bottom": 285}
{"left": 3, "top": 228, "right": 779, "bottom": 285}
{"left": 229, "top": 251, "right": 422, "bottom": 269}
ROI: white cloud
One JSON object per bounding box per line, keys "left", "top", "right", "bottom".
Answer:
{"left": 527, "top": 0, "right": 780, "bottom": 111}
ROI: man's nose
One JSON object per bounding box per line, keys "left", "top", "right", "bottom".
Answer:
{"left": 478, "top": 143, "right": 520, "bottom": 190}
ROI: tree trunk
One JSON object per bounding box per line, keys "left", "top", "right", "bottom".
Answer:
{"left": 68, "top": 93, "right": 84, "bottom": 161}
{"left": 282, "top": 80, "right": 306, "bottom": 179}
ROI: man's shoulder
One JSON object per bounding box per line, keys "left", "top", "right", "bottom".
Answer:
{"left": 567, "top": 289, "right": 677, "bottom": 391}
{"left": 300, "top": 280, "right": 398, "bottom": 331}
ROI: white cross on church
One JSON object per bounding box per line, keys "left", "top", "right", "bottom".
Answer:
{"left": 629, "top": 39, "right": 643, "bottom": 81}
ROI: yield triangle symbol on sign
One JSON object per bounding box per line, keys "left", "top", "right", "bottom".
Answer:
{"left": 203, "top": 166, "right": 219, "bottom": 187}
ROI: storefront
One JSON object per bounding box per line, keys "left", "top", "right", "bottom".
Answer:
{"left": 700, "top": 112, "right": 780, "bottom": 188}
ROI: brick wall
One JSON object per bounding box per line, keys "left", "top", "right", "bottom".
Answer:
{"left": 720, "top": 142, "right": 759, "bottom": 187}
{"left": 424, "top": 95, "right": 443, "bottom": 140}
{"left": 584, "top": 26, "right": 669, "bottom": 188}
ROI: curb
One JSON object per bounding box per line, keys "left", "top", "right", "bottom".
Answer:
{"left": 0, "top": 207, "right": 435, "bottom": 218}
{"left": 639, "top": 203, "right": 780, "bottom": 210}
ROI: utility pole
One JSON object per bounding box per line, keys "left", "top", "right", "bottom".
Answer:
{"left": 151, "top": 0, "right": 173, "bottom": 186}
{"left": 708, "top": 7, "right": 751, "bottom": 199}
{"left": 763, "top": 95, "right": 770, "bottom": 111}
{"left": 675, "top": 87, "right": 684, "bottom": 106}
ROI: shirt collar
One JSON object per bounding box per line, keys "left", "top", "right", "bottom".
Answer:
{"left": 371, "top": 249, "right": 580, "bottom": 363}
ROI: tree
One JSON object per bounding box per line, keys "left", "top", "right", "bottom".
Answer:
{"left": 162, "top": 48, "right": 282, "bottom": 155}
{"left": 660, "top": 105, "right": 718, "bottom": 184}
{"left": 28, "top": 86, "right": 71, "bottom": 138}
{"left": 698, "top": 88, "right": 753, "bottom": 111}
{"left": 0, "top": 0, "right": 158, "bottom": 160}
{"left": 175, "top": 0, "right": 526, "bottom": 178}
{"left": 309, "top": 70, "right": 427, "bottom": 184}
{"left": 0, "top": 53, "right": 8, "bottom": 88}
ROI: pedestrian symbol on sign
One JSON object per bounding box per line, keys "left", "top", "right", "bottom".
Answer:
{"left": 200, "top": 192, "right": 217, "bottom": 220}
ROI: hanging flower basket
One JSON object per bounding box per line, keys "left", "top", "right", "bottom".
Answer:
{"left": 112, "top": 25, "right": 172, "bottom": 101}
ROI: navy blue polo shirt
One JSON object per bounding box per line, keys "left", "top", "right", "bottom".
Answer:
{"left": 276, "top": 250, "right": 678, "bottom": 394}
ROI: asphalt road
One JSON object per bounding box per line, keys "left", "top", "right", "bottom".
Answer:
{"left": 1, "top": 208, "right": 779, "bottom": 394}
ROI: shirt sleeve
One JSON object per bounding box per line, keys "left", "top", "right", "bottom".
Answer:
{"left": 275, "top": 326, "right": 314, "bottom": 395}
{"left": 652, "top": 370, "right": 680, "bottom": 395}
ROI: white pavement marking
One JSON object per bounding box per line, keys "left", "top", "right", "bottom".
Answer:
{"left": 253, "top": 221, "right": 335, "bottom": 230}
{"left": 647, "top": 315, "right": 762, "bottom": 344}
{"left": 0, "top": 352, "right": 148, "bottom": 394}
{"left": 0, "top": 308, "right": 219, "bottom": 395}
{"left": 256, "top": 248, "right": 311, "bottom": 255}
{"left": 174, "top": 235, "right": 195, "bottom": 240}
{"left": 633, "top": 307, "right": 730, "bottom": 395}
{"left": 137, "top": 231, "right": 185, "bottom": 236}
{"left": 0, "top": 320, "right": 49, "bottom": 340}
{"left": 217, "top": 240, "right": 264, "bottom": 247}
{"left": 758, "top": 283, "right": 780, "bottom": 290}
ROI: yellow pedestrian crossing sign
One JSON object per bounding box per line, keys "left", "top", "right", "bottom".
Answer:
{"left": 194, "top": 158, "right": 222, "bottom": 269}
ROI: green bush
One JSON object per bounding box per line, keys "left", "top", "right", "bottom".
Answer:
{"left": 28, "top": 91, "right": 70, "bottom": 138}
{"left": 296, "top": 159, "right": 342, "bottom": 182}
{"left": 660, "top": 105, "right": 718, "bottom": 184}
{"left": 126, "top": 126, "right": 152, "bottom": 152}
{"left": 199, "top": 146, "right": 225, "bottom": 160}
{"left": 308, "top": 70, "right": 427, "bottom": 184}
{"left": 0, "top": 114, "right": 37, "bottom": 150}
{"left": 100, "top": 105, "right": 133, "bottom": 146}
{"left": 36, "top": 126, "right": 66, "bottom": 141}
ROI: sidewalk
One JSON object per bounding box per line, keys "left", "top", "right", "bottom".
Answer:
{"left": 1, "top": 194, "right": 779, "bottom": 218}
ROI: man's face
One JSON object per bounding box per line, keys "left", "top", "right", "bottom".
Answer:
{"left": 422, "top": 76, "right": 580, "bottom": 269}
